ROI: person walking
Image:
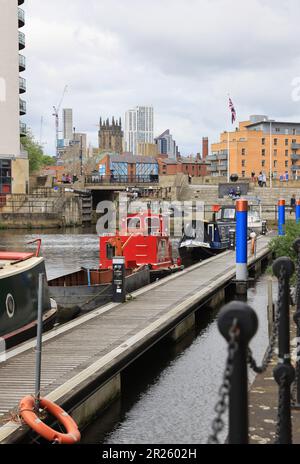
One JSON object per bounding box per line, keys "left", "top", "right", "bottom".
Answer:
{"left": 258, "top": 172, "right": 263, "bottom": 187}
{"left": 290, "top": 194, "right": 296, "bottom": 215}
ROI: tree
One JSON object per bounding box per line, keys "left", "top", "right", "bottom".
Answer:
{"left": 21, "top": 130, "right": 54, "bottom": 173}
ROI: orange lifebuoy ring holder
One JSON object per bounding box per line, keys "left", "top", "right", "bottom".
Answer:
{"left": 19, "top": 396, "right": 81, "bottom": 444}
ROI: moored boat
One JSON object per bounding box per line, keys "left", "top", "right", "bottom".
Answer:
{"left": 0, "top": 251, "right": 57, "bottom": 348}
{"left": 179, "top": 220, "right": 229, "bottom": 267}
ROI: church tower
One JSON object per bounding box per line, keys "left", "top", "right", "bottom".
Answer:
{"left": 98, "top": 117, "right": 124, "bottom": 154}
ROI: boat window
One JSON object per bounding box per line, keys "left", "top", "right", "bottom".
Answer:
{"left": 127, "top": 218, "right": 141, "bottom": 230}
{"left": 106, "top": 243, "right": 115, "bottom": 260}
{"left": 146, "top": 217, "right": 160, "bottom": 233}
{"left": 221, "top": 208, "right": 236, "bottom": 220}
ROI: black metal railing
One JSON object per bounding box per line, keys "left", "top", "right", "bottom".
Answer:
{"left": 208, "top": 249, "right": 299, "bottom": 444}
{"left": 85, "top": 175, "right": 160, "bottom": 185}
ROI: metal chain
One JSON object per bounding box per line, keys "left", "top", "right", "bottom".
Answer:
{"left": 274, "top": 372, "right": 288, "bottom": 444}
{"left": 292, "top": 251, "right": 300, "bottom": 406}
{"left": 207, "top": 319, "right": 239, "bottom": 444}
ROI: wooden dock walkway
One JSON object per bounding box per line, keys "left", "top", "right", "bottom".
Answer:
{"left": 0, "top": 234, "right": 273, "bottom": 443}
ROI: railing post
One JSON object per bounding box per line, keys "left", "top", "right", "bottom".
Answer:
{"left": 272, "top": 257, "right": 295, "bottom": 444}
{"left": 278, "top": 199, "right": 286, "bottom": 236}
{"left": 293, "top": 239, "right": 300, "bottom": 408}
{"left": 218, "top": 301, "right": 258, "bottom": 444}
{"left": 296, "top": 200, "right": 300, "bottom": 224}
{"left": 235, "top": 199, "right": 248, "bottom": 282}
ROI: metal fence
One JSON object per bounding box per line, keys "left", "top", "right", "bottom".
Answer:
{"left": 85, "top": 175, "right": 160, "bottom": 185}
{"left": 0, "top": 195, "right": 63, "bottom": 214}
{"left": 208, "top": 243, "right": 300, "bottom": 444}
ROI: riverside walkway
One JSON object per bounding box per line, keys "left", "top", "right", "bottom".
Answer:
{"left": 0, "top": 234, "right": 272, "bottom": 444}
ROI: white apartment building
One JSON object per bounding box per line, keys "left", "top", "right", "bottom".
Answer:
{"left": 125, "top": 106, "right": 154, "bottom": 155}
{"left": 63, "top": 108, "right": 73, "bottom": 141}
{"left": 0, "top": 0, "right": 29, "bottom": 195}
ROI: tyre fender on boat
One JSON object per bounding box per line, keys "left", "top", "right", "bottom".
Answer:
{"left": 19, "top": 396, "right": 81, "bottom": 444}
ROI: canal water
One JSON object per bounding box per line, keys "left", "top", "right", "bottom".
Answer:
{"left": 0, "top": 229, "right": 271, "bottom": 444}
{"left": 81, "top": 277, "right": 271, "bottom": 445}
{"left": 0, "top": 228, "right": 99, "bottom": 280}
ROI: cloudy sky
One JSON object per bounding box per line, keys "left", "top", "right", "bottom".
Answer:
{"left": 23, "top": 0, "right": 300, "bottom": 156}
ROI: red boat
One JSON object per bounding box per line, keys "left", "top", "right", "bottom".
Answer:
{"left": 99, "top": 210, "right": 182, "bottom": 279}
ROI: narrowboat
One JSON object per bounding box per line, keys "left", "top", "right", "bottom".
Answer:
{"left": 179, "top": 220, "right": 229, "bottom": 267}
{"left": 48, "top": 210, "right": 182, "bottom": 320}
{"left": 0, "top": 251, "right": 57, "bottom": 348}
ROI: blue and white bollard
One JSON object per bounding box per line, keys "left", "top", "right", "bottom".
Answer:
{"left": 278, "top": 199, "right": 286, "bottom": 236}
{"left": 296, "top": 200, "right": 300, "bottom": 225}
{"left": 236, "top": 200, "right": 248, "bottom": 282}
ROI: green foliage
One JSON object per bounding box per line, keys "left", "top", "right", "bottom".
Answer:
{"left": 21, "top": 130, "right": 55, "bottom": 173}
{"left": 269, "top": 221, "right": 300, "bottom": 262}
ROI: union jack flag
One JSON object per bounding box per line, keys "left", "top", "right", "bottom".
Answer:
{"left": 229, "top": 97, "right": 236, "bottom": 124}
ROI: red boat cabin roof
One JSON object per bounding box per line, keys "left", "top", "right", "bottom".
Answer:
{"left": 0, "top": 252, "right": 35, "bottom": 261}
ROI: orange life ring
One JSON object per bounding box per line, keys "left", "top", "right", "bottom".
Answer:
{"left": 19, "top": 396, "right": 81, "bottom": 444}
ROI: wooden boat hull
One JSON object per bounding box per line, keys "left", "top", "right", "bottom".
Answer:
{"left": 0, "top": 257, "right": 56, "bottom": 348}
{"left": 48, "top": 267, "right": 151, "bottom": 320}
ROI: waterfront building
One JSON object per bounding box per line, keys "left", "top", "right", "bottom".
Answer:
{"left": 125, "top": 106, "right": 154, "bottom": 155}
{"left": 0, "top": 0, "right": 29, "bottom": 195}
{"left": 98, "top": 117, "right": 123, "bottom": 154}
{"left": 63, "top": 109, "right": 73, "bottom": 141}
{"left": 209, "top": 115, "right": 300, "bottom": 180}
{"left": 155, "top": 129, "right": 177, "bottom": 159}
{"left": 97, "top": 153, "right": 159, "bottom": 181}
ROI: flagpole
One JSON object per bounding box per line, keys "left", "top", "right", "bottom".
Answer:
{"left": 227, "top": 130, "right": 230, "bottom": 183}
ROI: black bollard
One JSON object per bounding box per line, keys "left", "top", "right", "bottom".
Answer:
{"left": 273, "top": 257, "right": 295, "bottom": 444}
{"left": 293, "top": 239, "right": 300, "bottom": 408}
{"left": 218, "top": 301, "right": 258, "bottom": 444}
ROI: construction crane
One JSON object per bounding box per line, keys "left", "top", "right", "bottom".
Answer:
{"left": 53, "top": 85, "right": 68, "bottom": 161}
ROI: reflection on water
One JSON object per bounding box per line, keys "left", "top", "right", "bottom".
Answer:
{"left": 0, "top": 228, "right": 99, "bottom": 280}
{"left": 81, "top": 277, "right": 270, "bottom": 445}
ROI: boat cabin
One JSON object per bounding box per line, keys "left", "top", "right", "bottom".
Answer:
{"left": 99, "top": 211, "right": 174, "bottom": 271}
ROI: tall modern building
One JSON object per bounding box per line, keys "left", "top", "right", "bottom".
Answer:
{"left": 0, "top": 0, "right": 29, "bottom": 195}
{"left": 125, "top": 106, "right": 154, "bottom": 155}
{"left": 155, "top": 129, "right": 177, "bottom": 159}
{"left": 63, "top": 108, "right": 73, "bottom": 141}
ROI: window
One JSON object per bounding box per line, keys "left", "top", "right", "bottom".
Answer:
{"left": 274, "top": 149, "right": 277, "bottom": 157}
{"left": 241, "top": 148, "right": 246, "bottom": 156}
{"left": 292, "top": 139, "right": 297, "bottom": 144}
{"left": 127, "top": 218, "right": 141, "bottom": 230}
{"left": 285, "top": 139, "right": 289, "bottom": 146}
{"left": 274, "top": 160, "right": 277, "bottom": 168}
{"left": 285, "top": 161, "right": 289, "bottom": 168}
{"left": 262, "top": 138, "right": 265, "bottom": 145}
{"left": 285, "top": 150, "right": 289, "bottom": 157}
{"left": 0, "top": 160, "right": 12, "bottom": 194}
{"left": 262, "top": 149, "right": 266, "bottom": 157}
{"left": 293, "top": 129, "right": 297, "bottom": 135}
{"left": 242, "top": 160, "right": 246, "bottom": 167}
{"left": 274, "top": 139, "right": 278, "bottom": 146}
{"left": 242, "top": 171, "right": 245, "bottom": 178}
{"left": 262, "top": 160, "right": 266, "bottom": 167}
{"left": 275, "top": 128, "right": 280, "bottom": 132}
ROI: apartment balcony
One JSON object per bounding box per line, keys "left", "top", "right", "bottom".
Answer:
{"left": 207, "top": 165, "right": 218, "bottom": 172}
{"left": 206, "top": 155, "right": 217, "bottom": 162}
{"left": 19, "top": 31, "right": 25, "bottom": 50}
{"left": 18, "top": 8, "right": 25, "bottom": 28}
{"left": 291, "top": 165, "right": 300, "bottom": 172}
{"left": 291, "top": 154, "right": 300, "bottom": 161}
{"left": 219, "top": 165, "right": 228, "bottom": 171}
{"left": 20, "top": 122, "right": 27, "bottom": 137}
{"left": 217, "top": 153, "right": 228, "bottom": 161}
{"left": 19, "top": 77, "right": 26, "bottom": 94}
{"left": 19, "top": 99, "right": 26, "bottom": 115}
{"left": 19, "top": 54, "right": 26, "bottom": 72}
{"left": 291, "top": 143, "right": 300, "bottom": 150}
